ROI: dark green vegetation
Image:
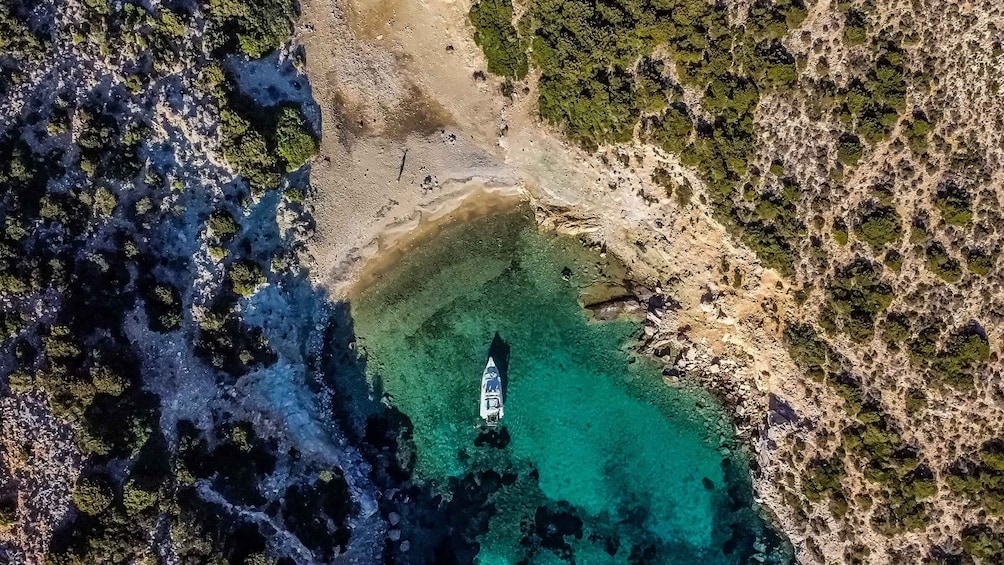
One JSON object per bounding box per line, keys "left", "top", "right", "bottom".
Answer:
{"left": 950, "top": 439, "right": 1004, "bottom": 501}
{"left": 469, "top": 0, "right": 527, "bottom": 78}
{"left": 201, "top": 65, "right": 318, "bottom": 191}
{"left": 206, "top": 0, "right": 296, "bottom": 58}
{"left": 0, "top": 1, "right": 336, "bottom": 563}
{"left": 0, "top": 3, "right": 47, "bottom": 94}
{"left": 907, "top": 322, "right": 990, "bottom": 390}
{"left": 853, "top": 187, "right": 902, "bottom": 249}
{"left": 821, "top": 258, "right": 894, "bottom": 343}
{"left": 478, "top": 0, "right": 912, "bottom": 278}
{"left": 468, "top": 0, "right": 931, "bottom": 289}
{"left": 784, "top": 323, "right": 937, "bottom": 535}
{"left": 276, "top": 106, "right": 320, "bottom": 172}
{"left": 925, "top": 241, "right": 963, "bottom": 282}
{"left": 934, "top": 181, "right": 973, "bottom": 226}
{"left": 836, "top": 133, "right": 863, "bottom": 166}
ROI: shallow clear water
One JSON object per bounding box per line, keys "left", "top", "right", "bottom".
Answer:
{"left": 352, "top": 208, "right": 791, "bottom": 564}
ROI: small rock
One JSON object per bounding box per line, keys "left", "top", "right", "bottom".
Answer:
{"left": 388, "top": 529, "right": 401, "bottom": 541}
{"left": 400, "top": 540, "right": 410, "bottom": 553}
{"left": 388, "top": 511, "right": 400, "bottom": 526}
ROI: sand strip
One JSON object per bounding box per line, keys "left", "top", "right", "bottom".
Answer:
{"left": 345, "top": 184, "right": 528, "bottom": 299}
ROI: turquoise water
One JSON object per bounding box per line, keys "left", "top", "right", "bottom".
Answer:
{"left": 352, "top": 209, "right": 791, "bottom": 564}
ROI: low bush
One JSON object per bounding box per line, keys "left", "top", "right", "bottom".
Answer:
{"left": 948, "top": 440, "right": 1004, "bottom": 517}
{"left": 934, "top": 182, "right": 973, "bottom": 226}
{"left": 227, "top": 261, "right": 266, "bottom": 297}
{"left": 206, "top": 0, "right": 296, "bottom": 58}
{"left": 825, "top": 258, "right": 895, "bottom": 343}
{"left": 925, "top": 242, "right": 962, "bottom": 282}
{"left": 854, "top": 202, "right": 902, "bottom": 249}
{"left": 883, "top": 249, "right": 903, "bottom": 272}
{"left": 803, "top": 455, "right": 846, "bottom": 502}
{"left": 72, "top": 476, "right": 114, "bottom": 516}
{"left": 837, "top": 133, "right": 863, "bottom": 165}
{"left": 932, "top": 323, "right": 989, "bottom": 389}
{"left": 843, "top": 9, "right": 868, "bottom": 45}
{"left": 207, "top": 209, "right": 240, "bottom": 241}
{"left": 965, "top": 248, "right": 995, "bottom": 276}
{"left": 883, "top": 312, "right": 911, "bottom": 345}
{"left": 275, "top": 106, "right": 318, "bottom": 172}
{"left": 469, "top": 0, "right": 527, "bottom": 78}
{"left": 904, "top": 116, "right": 932, "bottom": 154}
{"left": 961, "top": 525, "right": 1004, "bottom": 562}
{"left": 785, "top": 323, "right": 843, "bottom": 381}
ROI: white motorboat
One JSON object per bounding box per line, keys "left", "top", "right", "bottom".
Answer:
{"left": 479, "top": 356, "right": 504, "bottom": 426}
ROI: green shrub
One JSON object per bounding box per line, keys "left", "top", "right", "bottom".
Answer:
{"left": 843, "top": 9, "right": 868, "bottom": 45}
{"left": 883, "top": 312, "right": 911, "bottom": 344}
{"left": 962, "top": 525, "right": 1004, "bottom": 561}
{"left": 981, "top": 442, "right": 1004, "bottom": 472}
{"left": 908, "top": 324, "right": 942, "bottom": 367}
{"left": 837, "top": 133, "right": 863, "bottom": 165}
{"left": 645, "top": 104, "right": 694, "bottom": 154}
{"left": 72, "top": 476, "right": 114, "bottom": 516}
{"left": 948, "top": 441, "right": 1004, "bottom": 521}
{"left": 934, "top": 182, "right": 973, "bottom": 226}
{"left": 92, "top": 187, "right": 118, "bottom": 217}
{"left": 206, "top": 0, "right": 296, "bottom": 58}
{"left": 825, "top": 258, "right": 894, "bottom": 342}
{"left": 932, "top": 324, "right": 989, "bottom": 389}
{"left": 904, "top": 388, "right": 926, "bottom": 414}
{"left": 219, "top": 107, "right": 280, "bottom": 190}
{"left": 925, "top": 242, "right": 962, "bottom": 282}
{"left": 785, "top": 323, "right": 842, "bottom": 380}
{"left": 966, "top": 248, "right": 995, "bottom": 276}
{"left": 0, "top": 6, "right": 46, "bottom": 62}
{"left": 854, "top": 202, "right": 902, "bottom": 249}
{"left": 469, "top": 0, "right": 527, "bottom": 78}
{"left": 635, "top": 58, "right": 679, "bottom": 113}
{"left": 228, "top": 261, "right": 266, "bottom": 297}
{"left": 122, "top": 479, "right": 158, "bottom": 516}
{"left": 275, "top": 106, "right": 318, "bottom": 172}
{"left": 803, "top": 455, "right": 846, "bottom": 501}
{"left": 883, "top": 249, "right": 903, "bottom": 272}
{"left": 905, "top": 117, "right": 932, "bottom": 154}
{"left": 207, "top": 209, "right": 240, "bottom": 240}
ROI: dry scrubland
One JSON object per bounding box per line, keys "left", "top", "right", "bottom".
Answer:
{"left": 497, "top": 0, "right": 1003, "bottom": 561}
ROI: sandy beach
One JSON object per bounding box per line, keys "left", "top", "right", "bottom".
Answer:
{"left": 345, "top": 184, "right": 528, "bottom": 299}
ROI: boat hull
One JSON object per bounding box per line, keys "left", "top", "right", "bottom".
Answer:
{"left": 480, "top": 356, "right": 504, "bottom": 426}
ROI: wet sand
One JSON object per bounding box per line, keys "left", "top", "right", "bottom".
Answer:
{"left": 346, "top": 185, "right": 527, "bottom": 299}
